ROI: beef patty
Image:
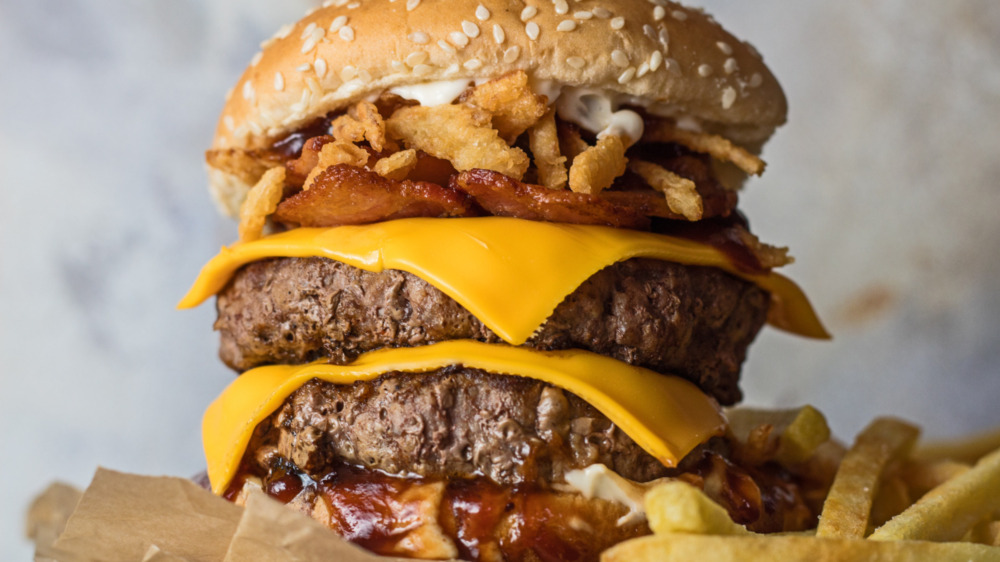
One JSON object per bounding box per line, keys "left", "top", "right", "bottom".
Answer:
{"left": 215, "top": 257, "right": 768, "bottom": 404}
{"left": 245, "top": 367, "right": 672, "bottom": 486}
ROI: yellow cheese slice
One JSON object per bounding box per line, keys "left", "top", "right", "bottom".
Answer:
{"left": 179, "top": 217, "right": 828, "bottom": 343}
{"left": 202, "top": 340, "right": 727, "bottom": 494}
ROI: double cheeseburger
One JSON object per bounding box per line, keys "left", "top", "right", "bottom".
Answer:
{"left": 182, "top": 1, "right": 831, "bottom": 560}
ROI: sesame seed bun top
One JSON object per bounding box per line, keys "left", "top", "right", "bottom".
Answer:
{"left": 213, "top": 0, "right": 787, "bottom": 152}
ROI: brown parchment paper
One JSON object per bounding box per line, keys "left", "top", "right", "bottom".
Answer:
{"left": 26, "top": 468, "right": 456, "bottom": 562}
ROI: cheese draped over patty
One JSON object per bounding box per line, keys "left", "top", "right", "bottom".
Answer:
{"left": 179, "top": 217, "right": 828, "bottom": 344}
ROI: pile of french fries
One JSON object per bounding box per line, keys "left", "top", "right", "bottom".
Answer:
{"left": 604, "top": 412, "right": 1000, "bottom": 561}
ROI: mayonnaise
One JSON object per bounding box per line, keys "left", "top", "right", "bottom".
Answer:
{"left": 389, "top": 79, "right": 472, "bottom": 106}
{"left": 562, "top": 464, "right": 668, "bottom": 526}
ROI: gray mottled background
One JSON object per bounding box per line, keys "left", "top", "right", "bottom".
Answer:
{"left": 2, "top": 1, "right": 999, "bottom": 558}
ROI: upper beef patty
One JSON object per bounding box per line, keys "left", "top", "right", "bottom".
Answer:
{"left": 215, "top": 257, "right": 768, "bottom": 405}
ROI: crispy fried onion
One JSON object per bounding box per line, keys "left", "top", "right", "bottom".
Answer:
{"left": 302, "top": 141, "right": 370, "bottom": 190}
{"left": 238, "top": 166, "right": 286, "bottom": 242}
{"left": 629, "top": 159, "right": 703, "bottom": 221}
{"left": 330, "top": 100, "right": 393, "bottom": 152}
{"left": 644, "top": 120, "right": 766, "bottom": 176}
{"left": 461, "top": 71, "right": 548, "bottom": 143}
{"left": 528, "top": 110, "right": 568, "bottom": 190}
{"left": 274, "top": 164, "right": 474, "bottom": 227}
{"left": 374, "top": 148, "right": 418, "bottom": 181}
{"left": 386, "top": 104, "right": 530, "bottom": 179}
{"left": 735, "top": 227, "right": 793, "bottom": 268}
{"left": 568, "top": 135, "right": 628, "bottom": 194}
{"left": 452, "top": 169, "right": 649, "bottom": 230}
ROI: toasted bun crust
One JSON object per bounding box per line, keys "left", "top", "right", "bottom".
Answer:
{"left": 210, "top": 0, "right": 785, "bottom": 215}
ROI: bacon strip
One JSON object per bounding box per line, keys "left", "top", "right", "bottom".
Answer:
{"left": 275, "top": 165, "right": 476, "bottom": 227}
{"left": 451, "top": 169, "right": 650, "bottom": 230}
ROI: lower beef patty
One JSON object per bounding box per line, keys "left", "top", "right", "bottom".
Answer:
{"left": 246, "top": 367, "right": 670, "bottom": 486}
{"left": 216, "top": 257, "right": 769, "bottom": 404}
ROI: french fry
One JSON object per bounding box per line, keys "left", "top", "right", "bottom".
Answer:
{"left": 901, "top": 459, "right": 970, "bottom": 499}
{"left": 386, "top": 104, "right": 530, "bottom": 179}
{"left": 237, "top": 166, "right": 286, "bottom": 242}
{"left": 600, "top": 533, "right": 1000, "bottom": 562}
{"left": 463, "top": 71, "right": 548, "bottom": 143}
{"left": 644, "top": 481, "right": 751, "bottom": 536}
{"left": 373, "top": 149, "right": 418, "bottom": 181}
{"left": 568, "top": 135, "right": 627, "bottom": 194}
{"left": 628, "top": 160, "right": 703, "bottom": 221}
{"left": 528, "top": 110, "right": 568, "bottom": 190}
{"left": 968, "top": 520, "right": 1000, "bottom": 547}
{"left": 815, "top": 418, "right": 920, "bottom": 538}
{"left": 643, "top": 120, "right": 766, "bottom": 176}
{"left": 726, "top": 405, "right": 832, "bottom": 466}
{"left": 870, "top": 446, "right": 1000, "bottom": 542}
{"left": 915, "top": 427, "right": 1000, "bottom": 465}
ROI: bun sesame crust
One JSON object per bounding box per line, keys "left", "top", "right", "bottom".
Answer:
{"left": 214, "top": 0, "right": 785, "bottom": 151}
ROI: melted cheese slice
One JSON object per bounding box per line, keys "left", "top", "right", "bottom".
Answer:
{"left": 202, "top": 340, "right": 727, "bottom": 494}
{"left": 179, "top": 217, "right": 828, "bottom": 344}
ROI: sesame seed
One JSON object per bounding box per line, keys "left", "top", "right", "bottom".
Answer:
{"left": 251, "top": 52, "right": 264, "bottom": 66}
{"left": 521, "top": 6, "right": 537, "bottom": 21}
{"left": 671, "top": 10, "right": 687, "bottom": 21}
{"left": 554, "top": 0, "right": 569, "bottom": 15}
{"left": 749, "top": 73, "right": 763, "bottom": 88}
{"left": 242, "top": 81, "right": 255, "bottom": 101}
{"left": 723, "top": 58, "right": 738, "bottom": 74}
{"left": 449, "top": 31, "right": 470, "bottom": 47}
{"left": 406, "top": 51, "right": 429, "bottom": 66}
{"left": 329, "top": 15, "right": 348, "bottom": 32}
{"left": 462, "top": 20, "right": 480, "bottom": 38}
{"left": 503, "top": 45, "right": 522, "bottom": 63}
{"left": 659, "top": 28, "right": 670, "bottom": 52}
{"left": 653, "top": 6, "right": 665, "bottom": 21}
{"left": 274, "top": 72, "right": 285, "bottom": 91}
{"left": 618, "top": 67, "right": 636, "bottom": 84}
{"left": 592, "top": 7, "right": 611, "bottom": 18}
{"left": 611, "top": 49, "right": 629, "bottom": 67}
{"left": 300, "top": 22, "right": 317, "bottom": 39}
{"left": 722, "top": 87, "right": 736, "bottom": 109}
{"left": 464, "top": 58, "right": 484, "bottom": 70}
{"left": 339, "top": 25, "right": 355, "bottom": 41}
{"left": 275, "top": 24, "right": 293, "bottom": 39}
{"left": 567, "top": 56, "right": 586, "bottom": 69}
{"left": 574, "top": 11, "right": 593, "bottom": 20}
{"left": 224, "top": 115, "right": 235, "bottom": 131}
{"left": 476, "top": 5, "right": 490, "bottom": 20}
{"left": 412, "top": 63, "right": 433, "bottom": 76}
{"left": 438, "top": 40, "right": 457, "bottom": 54}
{"left": 525, "top": 21, "right": 540, "bottom": 40}
{"left": 637, "top": 61, "right": 650, "bottom": 77}
{"left": 406, "top": 0, "right": 420, "bottom": 11}
{"left": 493, "top": 24, "right": 505, "bottom": 44}
{"left": 296, "top": 63, "right": 311, "bottom": 72}
{"left": 314, "top": 57, "right": 328, "bottom": 78}
{"left": 610, "top": 17, "right": 625, "bottom": 30}
{"left": 697, "top": 64, "right": 712, "bottom": 77}
{"left": 323, "top": 0, "right": 335, "bottom": 7}
{"left": 408, "top": 31, "right": 430, "bottom": 44}
{"left": 557, "top": 20, "right": 577, "bottom": 32}
{"left": 391, "top": 60, "right": 406, "bottom": 71}
{"left": 650, "top": 50, "right": 663, "bottom": 71}
{"left": 347, "top": 1, "right": 360, "bottom": 8}
{"left": 665, "top": 57, "right": 681, "bottom": 74}
{"left": 643, "top": 24, "right": 656, "bottom": 40}
{"left": 716, "top": 41, "right": 733, "bottom": 55}
{"left": 301, "top": 28, "right": 325, "bottom": 53}
{"left": 445, "top": 62, "right": 460, "bottom": 74}
{"left": 340, "top": 65, "right": 358, "bottom": 81}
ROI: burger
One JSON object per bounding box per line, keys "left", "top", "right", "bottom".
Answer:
{"left": 181, "top": 1, "right": 831, "bottom": 560}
